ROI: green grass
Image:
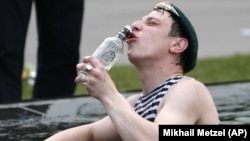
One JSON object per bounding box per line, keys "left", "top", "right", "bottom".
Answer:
{"left": 22, "top": 53, "right": 250, "bottom": 100}
{"left": 187, "top": 54, "right": 250, "bottom": 83}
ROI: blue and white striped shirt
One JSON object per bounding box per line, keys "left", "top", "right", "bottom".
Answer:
{"left": 133, "top": 75, "right": 183, "bottom": 122}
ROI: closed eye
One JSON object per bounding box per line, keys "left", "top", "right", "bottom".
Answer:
{"left": 146, "top": 17, "right": 159, "bottom": 26}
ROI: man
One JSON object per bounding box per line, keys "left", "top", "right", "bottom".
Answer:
{"left": 45, "top": 1, "right": 220, "bottom": 141}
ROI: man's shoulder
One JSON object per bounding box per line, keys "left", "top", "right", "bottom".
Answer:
{"left": 177, "top": 76, "right": 207, "bottom": 90}
{"left": 168, "top": 76, "right": 211, "bottom": 98}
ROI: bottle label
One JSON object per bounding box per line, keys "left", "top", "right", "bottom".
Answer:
{"left": 99, "top": 50, "right": 116, "bottom": 66}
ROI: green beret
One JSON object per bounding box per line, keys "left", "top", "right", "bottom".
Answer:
{"left": 154, "top": 2, "right": 198, "bottom": 73}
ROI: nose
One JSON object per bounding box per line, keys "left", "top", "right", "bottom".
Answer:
{"left": 131, "top": 20, "right": 142, "bottom": 32}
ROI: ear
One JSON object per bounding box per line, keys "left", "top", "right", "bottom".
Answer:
{"left": 170, "top": 38, "right": 189, "bottom": 53}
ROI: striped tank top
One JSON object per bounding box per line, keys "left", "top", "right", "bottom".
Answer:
{"left": 133, "top": 75, "right": 183, "bottom": 122}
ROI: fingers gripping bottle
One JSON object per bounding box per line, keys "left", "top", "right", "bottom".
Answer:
{"left": 78, "top": 25, "right": 132, "bottom": 81}
{"left": 92, "top": 25, "right": 132, "bottom": 71}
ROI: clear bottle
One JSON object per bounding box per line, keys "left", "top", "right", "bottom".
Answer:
{"left": 78, "top": 25, "right": 132, "bottom": 81}
{"left": 92, "top": 25, "right": 132, "bottom": 71}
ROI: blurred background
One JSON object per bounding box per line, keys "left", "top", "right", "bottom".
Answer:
{"left": 24, "top": 0, "right": 250, "bottom": 66}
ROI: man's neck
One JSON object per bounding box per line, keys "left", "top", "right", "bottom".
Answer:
{"left": 137, "top": 63, "right": 183, "bottom": 95}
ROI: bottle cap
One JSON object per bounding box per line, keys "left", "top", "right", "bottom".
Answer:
{"left": 123, "top": 25, "right": 132, "bottom": 37}
{"left": 118, "top": 25, "right": 132, "bottom": 40}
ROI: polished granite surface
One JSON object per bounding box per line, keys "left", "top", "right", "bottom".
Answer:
{"left": 0, "top": 81, "right": 250, "bottom": 140}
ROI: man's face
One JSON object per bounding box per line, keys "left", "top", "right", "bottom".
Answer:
{"left": 127, "top": 10, "right": 175, "bottom": 63}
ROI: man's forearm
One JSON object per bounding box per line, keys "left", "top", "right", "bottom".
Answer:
{"left": 100, "top": 93, "right": 158, "bottom": 141}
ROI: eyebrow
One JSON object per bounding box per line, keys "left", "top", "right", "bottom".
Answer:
{"left": 140, "top": 16, "right": 160, "bottom": 25}
{"left": 146, "top": 12, "right": 172, "bottom": 21}
{"left": 146, "top": 17, "right": 159, "bottom": 21}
